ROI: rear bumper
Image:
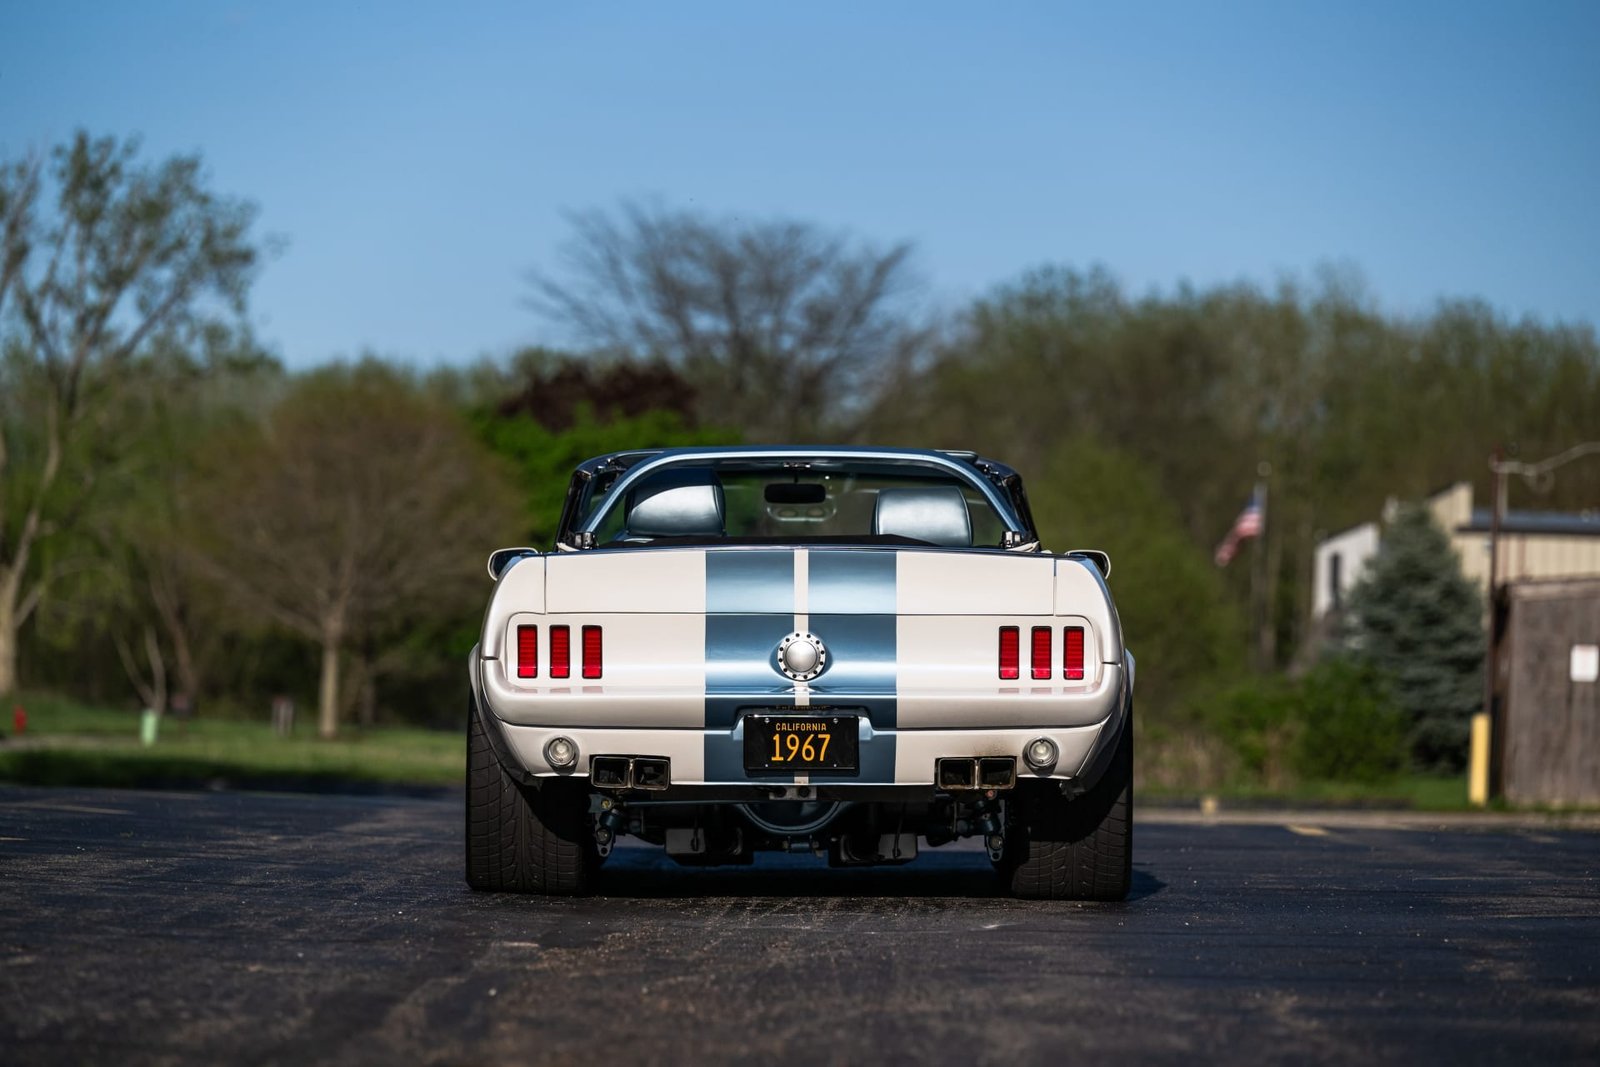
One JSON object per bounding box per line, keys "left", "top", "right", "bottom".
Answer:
{"left": 470, "top": 648, "right": 1130, "bottom": 790}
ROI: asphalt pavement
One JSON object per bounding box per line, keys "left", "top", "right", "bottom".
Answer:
{"left": 2, "top": 786, "right": 1598, "bottom": 1065}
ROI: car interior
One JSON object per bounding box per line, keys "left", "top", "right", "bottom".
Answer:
{"left": 602, "top": 463, "right": 1002, "bottom": 547}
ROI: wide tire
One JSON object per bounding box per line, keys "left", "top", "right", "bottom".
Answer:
{"left": 1002, "top": 724, "right": 1132, "bottom": 901}
{"left": 465, "top": 698, "right": 597, "bottom": 895}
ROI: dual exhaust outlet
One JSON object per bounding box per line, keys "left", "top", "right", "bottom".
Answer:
{"left": 591, "top": 755, "right": 671, "bottom": 791}
{"left": 936, "top": 756, "right": 1017, "bottom": 791}
{"left": 592, "top": 753, "right": 1033, "bottom": 792}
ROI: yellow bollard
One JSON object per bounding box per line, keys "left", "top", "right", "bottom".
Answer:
{"left": 1468, "top": 711, "right": 1490, "bottom": 808}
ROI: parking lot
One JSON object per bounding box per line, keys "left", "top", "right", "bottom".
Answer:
{"left": 3, "top": 787, "right": 1598, "bottom": 1064}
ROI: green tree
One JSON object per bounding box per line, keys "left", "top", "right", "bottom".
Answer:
{"left": 0, "top": 132, "right": 259, "bottom": 697}
{"left": 35, "top": 330, "right": 283, "bottom": 714}
{"left": 479, "top": 409, "right": 739, "bottom": 546}
{"left": 1025, "top": 435, "right": 1245, "bottom": 727}
{"left": 185, "top": 362, "right": 519, "bottom": 738}
{"left": 474, "top": 353, "right": 739, "bottom": 544}
{"left": 865, "top": 262, "right": 1600, "bottom": 680}
{"left": 1342, "top": 504, "right": 1483, "bottom": 771}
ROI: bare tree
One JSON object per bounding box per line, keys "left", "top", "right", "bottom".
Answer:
{"left": 187, "top": 362, "right": 519, "bottom": 738}
{"left": 0, "top": 133, "right": 258, "bottom": 697}
{"left": 39, "top": 329, "right": 280, "bottom": 721}
{"left": 529, "top": 204, "right": 925, "bottom": 439}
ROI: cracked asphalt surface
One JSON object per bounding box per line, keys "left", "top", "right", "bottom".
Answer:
{"left": 2, "top": 786, "right": 1598, "bottom": 1065}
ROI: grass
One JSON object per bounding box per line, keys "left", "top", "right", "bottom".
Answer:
{"left": 1, "top": 692, "right": 461, "bottom": 792}
{"left": 1138, "top": 774, "right": 1471, "bottom": 811}
{"left": 4, "top": 692, "right": 1477, "bottom": 807}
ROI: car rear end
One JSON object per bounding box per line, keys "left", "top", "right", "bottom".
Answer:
{"left": 465, "top": 448, "right": 1133, "bottom": 900}
{"left": 473, "top": 545, "right": 1126, "bottom": 790}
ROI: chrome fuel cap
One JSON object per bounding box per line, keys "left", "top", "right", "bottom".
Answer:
{"left": 777, "top": 632, "right": 827, "bottom": 681}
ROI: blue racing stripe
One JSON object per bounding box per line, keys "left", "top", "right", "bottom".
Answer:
{"left": 705, "top": 551, "right": 796, "bottom": 783}
{"left": 705, "top": 550, "right": 794, "bottom": 614}
{"left": 809, "top": 550, "right": 897, "bottom": 614}
{"left": 702, "top": 548, "right": 903, "bottom": 785}
{"left": 704, "top": 614, "right": 793, "bottom": 730}
{"left": 807, "top": 614, "right": 897, "bottom": 721}
{"left": 808, "top": 612, "right": 898, "bottom": 782}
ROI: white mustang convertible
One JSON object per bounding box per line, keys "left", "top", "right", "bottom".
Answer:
{"left": 466, "top": 447, "right": 1133, "bottom": 899}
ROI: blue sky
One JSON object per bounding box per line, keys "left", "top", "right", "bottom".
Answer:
{"left": 2, "top": 1, "right": 1597, "bottom": 366}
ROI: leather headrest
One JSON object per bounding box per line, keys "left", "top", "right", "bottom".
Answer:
{"left": 872, "top": 486, "right": 972, "bottom": 547}
{"left": 626, "top": 468, "right": 726, "bottom": 537}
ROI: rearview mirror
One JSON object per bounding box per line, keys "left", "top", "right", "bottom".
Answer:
{"left": 765, "top": 483, "right": 827, "bottom": 505}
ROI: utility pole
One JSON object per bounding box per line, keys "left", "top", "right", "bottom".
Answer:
{"left": 1481, "top": 449, "right": 1506, "bottom": 801}
{"left": 1480, "top": 441, "right": 1600, "bottom": 802}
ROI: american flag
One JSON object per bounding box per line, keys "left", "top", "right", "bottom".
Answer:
{"left": 1214, "top": 485, "right": 1265, "bottom": 567}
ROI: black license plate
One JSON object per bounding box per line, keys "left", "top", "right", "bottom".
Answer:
{"left": 743, "top": 713, "right": 859, "bottom": 775}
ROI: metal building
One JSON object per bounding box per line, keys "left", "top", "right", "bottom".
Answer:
{"left": 1313, "top": 482, "right": 1600, "bottom": 621}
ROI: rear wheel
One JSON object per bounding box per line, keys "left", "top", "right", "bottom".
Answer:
{"left": 1001, "top": 724, "right": 1132, "bottom": 901}
{"left": 465, "top": 698, "right": 597, "bottom": 895}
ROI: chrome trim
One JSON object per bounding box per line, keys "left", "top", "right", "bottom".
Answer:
{"left": 576, "top": 447, "right": 1023, "bottom": 536}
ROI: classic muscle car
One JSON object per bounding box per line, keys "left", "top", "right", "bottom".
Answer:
{"left": 466, "top": 447, "right": 1133, "bottom": 899}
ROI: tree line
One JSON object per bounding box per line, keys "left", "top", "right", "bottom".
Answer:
{"left": 4, "top": 132, "right": 1596, "bottom": 777}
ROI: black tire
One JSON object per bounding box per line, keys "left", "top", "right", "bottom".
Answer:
{"left": 1001, "top": 723, "right": 1132, "bottom": 901}
{"left": 465, "top": 698, "right": 597, "bottom": 895}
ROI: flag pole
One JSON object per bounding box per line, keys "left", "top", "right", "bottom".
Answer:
{"left": 1252, "top": 461, "right": 1272, "bottom": 672}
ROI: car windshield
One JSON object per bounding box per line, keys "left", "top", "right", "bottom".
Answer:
{"left": 580, "top": 458, "right": 1011, "bottom": 548}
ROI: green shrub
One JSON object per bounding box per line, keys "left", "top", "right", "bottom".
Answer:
{"left": 1194, "top": 675, "right": 1302, "bottom": 789}
{"left": 1291, "top": 658, "right": 1407, "bottom": 783}
{"left": 1193, "top": 657, "right": 1408, "bottom": 789}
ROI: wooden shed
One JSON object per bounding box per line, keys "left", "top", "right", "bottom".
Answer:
{"left": 1498, "top": 577, "right": 1600, "bottom": 806}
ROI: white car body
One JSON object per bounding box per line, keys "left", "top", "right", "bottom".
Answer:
{"left": 473, "top": 545, "right": 1129, "bottom": 787}
{"left": 466, "top": 447, "right": 1134, "bottom": 899}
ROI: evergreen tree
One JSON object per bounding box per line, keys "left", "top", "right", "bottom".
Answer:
{"left": 1341, "top": 504, "right": 1484, "bottom": 771}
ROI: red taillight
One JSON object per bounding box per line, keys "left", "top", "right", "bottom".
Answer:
{"left": 1031, "top": 626, "right": 1052, "bottom": 680}
{"left": 998, "top": 626, "right": 1020, "bottom": 680}
{"left": 582, "top": 625, "right": 603, "bottom": 679}
{"left": 550, "top": 625, "right": 571, "bottom": 679}
{"left": 1064, "top": 626, "right": 1085, "bottom": 680}
{"left": 516, "top": 625, "right": 538, "bottom": 678}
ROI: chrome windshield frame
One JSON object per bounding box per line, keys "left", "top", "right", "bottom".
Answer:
{"left": 574, "top": 447, "right": 1026, "bottom": 538}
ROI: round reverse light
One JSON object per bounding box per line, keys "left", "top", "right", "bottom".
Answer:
{"left": 1025, "top": 737, "right": 1058, "bottom": 770}
{"left": 544, "top": 736, "right": 578, "bottom": 769}
{"left": 776, "top": 632, "right": 828, "bottom": 681}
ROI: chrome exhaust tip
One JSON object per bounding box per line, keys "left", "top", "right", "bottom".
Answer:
{"left": 589, "top": 755, "right": 671, "bottom": 790}
{"left": 936, "top": 757, "right": 978, "bottom": 791}
{"left": 590, "top": 755, "right": 632, "bottom": 789}
{"left": 937, "top": 757, "right": 1018, "bottom": 791}
{"left": 978, "top": 757, "right": 1017, "bottom": 790}
{"left": 632, "top": 757, "right": 671, "bottom": 791}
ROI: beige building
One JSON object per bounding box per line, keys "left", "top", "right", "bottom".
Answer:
{"left": 1428, "top": 482, "right": 1600, "bottom": 596}
{"left": 1313, "top": 481, "right": 1600, "bottom": 619}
